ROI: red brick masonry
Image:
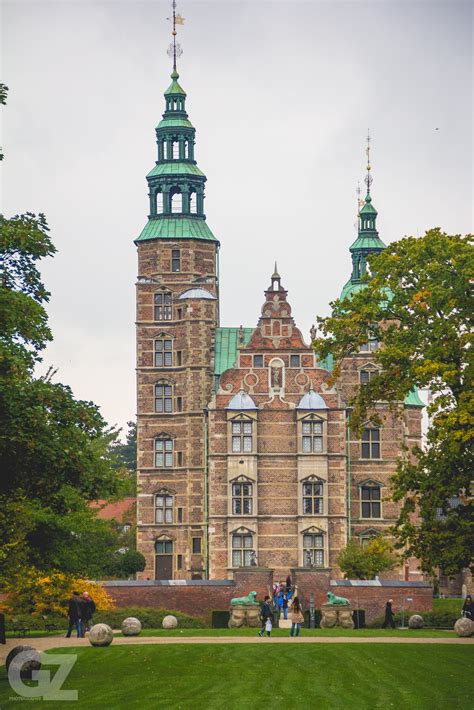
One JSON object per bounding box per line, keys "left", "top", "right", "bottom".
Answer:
{"left": 102, "top": 569, "right": 432, "bottom": 623}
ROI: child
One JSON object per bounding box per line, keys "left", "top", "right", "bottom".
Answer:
{"left": 265, "top": 616, "right": 273, "bottom": 637}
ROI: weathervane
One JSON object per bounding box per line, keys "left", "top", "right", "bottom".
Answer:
{"left": 167, "top": 0, "right": 185, "bottom": 71}
{"left": 365, "top": 129, "right": 373, "bottom": 196}
{"left": 355, "top": 181, "right": 362, "bottom": 231}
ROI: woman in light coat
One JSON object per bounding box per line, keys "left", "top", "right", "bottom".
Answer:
{"left": 289, "top": 596, "right": 304, "bottom": 637}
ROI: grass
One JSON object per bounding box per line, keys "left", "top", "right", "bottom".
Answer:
{"left": 433, "top": 597, "right": 464, "bottom": 614}
{"left": 117, "top": 627, "right": 456, "bottom": 638}
{"left": 0, "top": 643, "right": 472, "bottom": 709}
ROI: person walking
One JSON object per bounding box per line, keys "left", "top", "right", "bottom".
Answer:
{"left": 290, "top": 597, "right": 304, "bottom": 637}
{"left": 81, "top": 592, "right": 96, "bottom": 634}
{"left": 65, "top": 591, "right": 83, "bottom": 638}
{"left": 258, "top": 595, "right": 274, "bottom": 637}
{"left": 462, "top": 595, "right": 473, "bottom": 620}
{"left": 282, "top": 593, "right": 289, "bottom": 620}
{"left": 382, "top": 599, "right": 395, "bottom": 629}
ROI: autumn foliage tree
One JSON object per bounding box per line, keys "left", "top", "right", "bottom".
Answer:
{"left": 314, "top": 229, "right": 473, "bottom": 577}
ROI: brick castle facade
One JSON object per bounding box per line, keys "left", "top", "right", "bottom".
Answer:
{"left": 135, "top": 67, "right": 424, "bottom": 583}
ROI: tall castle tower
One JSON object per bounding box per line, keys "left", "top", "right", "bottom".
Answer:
{"left": 135, "top": 19, "right": 219, "bottom": 579}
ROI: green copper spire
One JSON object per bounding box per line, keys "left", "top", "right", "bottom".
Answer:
{"left": 340, "top": 132, "right": 385, "bottom": 299}
{"left": 135, "top": 3, "right": 217, "bottom": 244}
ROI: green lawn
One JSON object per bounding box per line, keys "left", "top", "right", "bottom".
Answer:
{"left": 117, "top": 626, "right": 455, "bottom": 638}
{"left": 0, "top": 644, "right": 472, "bottom": 709}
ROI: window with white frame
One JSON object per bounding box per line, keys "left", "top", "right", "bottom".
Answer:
{"left": 361, "top": 427, "right": 381, "bottom": 459}
{"left": 155, "top": 383, "right": 173, "bottom": 413}
{"left": 231, "top": 418, "right": 253, "bottom": 453}
{"left": 232, "top": 482, "right": 253, "bottom": 515}
{"left": 154, "top": 292, "right": 172, "bottom": 321}
{"left": 155, "top": 437, "right": 173, "bottom": 468}
{"left": 303, "top": 532, "right": 324, "bottom": 567}
{"left": 302, "top": 478, "right": 324, "bottom": 514}
{"left": 232, "top": 533, "right": 253, "bottom": 567}
{"left": 302, "top": 417, "right": 323, "bottom": 453}
{"left": 155, "top": 493, "right": 173, "bottom": 523}
{"left": 361, "top": 483, "right": 382, "bottom": 518}
{"left": 154, "top": 338, "right": 173, "bottom": 367}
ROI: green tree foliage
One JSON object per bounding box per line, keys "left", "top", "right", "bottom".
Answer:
{"left": 110, "top": 420, "right": 137, "bottom": 473}
{"left": 314, "top": 229, "right": 474, "bottom": 576}
{"left": 337, "top": 537, "right": 399, "bottom": 580}
{"left": 108, "top": 549, "right": 146, "bottom": 578}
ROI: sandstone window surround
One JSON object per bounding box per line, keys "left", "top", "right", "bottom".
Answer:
{"left": 359, "top": 362, "right": 380, "bottom": 384}
{"left": 360, "top": 426, "right": 381, "bottom": 459}
{"left": 154, "top": 434, "right": 174, "bottom": 467}
{"left": 155, "top": 491, "right": 174, "bottom": 524}
{"left": 154, "top": 381, "right": 174, "bottom": 413}
{"left": 230, "top": 527, "right": 256, "bottom": 568}
{"left": 359, "top": 480, "right": 383, "bottom": 519}
{"left": 154, "top": 335, "right": 174, "bottom": 367}
{"left": 298, "top": 413, "right": 327, "bottom": 454}
{"left": 171, "top": 248, "right": 181, "bottom": 272}
{"left": 227, "top": 413, "right": 257, "bottom": 455}
{"left": 230, "top": 476, "right": 254, "bottom": 515}
{"left": 302, "top": 476, "right": 324, "bottom": 515}
{"left": 154, "top": 290, "right": 173, "bottom": 321}
{"left": 302, "top": 528, "right": 326, "bottom": 567}
{"left": 359, "top": 528, "right": 381, "bottom": 546}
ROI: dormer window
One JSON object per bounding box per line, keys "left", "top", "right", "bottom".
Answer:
{"left": 232, "top": 419, "right": 253, "bottom": 453}
{"left": 302, "top": 417, "right": 323, "bottom": 453}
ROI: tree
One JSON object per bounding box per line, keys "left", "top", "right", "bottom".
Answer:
{"left": 337, "top": 537, "right": 399, "bottom": 580}
{"left": 110, "top": 420, "right": 137, "bottom": 473}
{"left": 314, "top": 229, "right": 473, "bottom": 576}
{"left": 107, "top": 550, "right": 146, "bottom": 579}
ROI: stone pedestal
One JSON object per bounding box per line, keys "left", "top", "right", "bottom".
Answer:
{"left": 320, "top": 604, "right": 354, "bottom": 630}
{"left": 228, "top": 604, "right": 261, "bottom": 628}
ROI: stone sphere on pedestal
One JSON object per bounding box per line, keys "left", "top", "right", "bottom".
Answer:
{"left": 121, "top": 617, "right": 142, "bottom": 636}
{"left": 454, "top": 617, "right": 474, "bottom": 637}
{"left": 162, "top": 615, "right": 178, "bottom": 629}
{"left": 88, "top": 623, "right": 114, "bottom": 646}
{"left": 6, "top": 646, "right": 41, "bottom": 680}
{"left": 408, "top": 614, "right": 424, "bottom": 629}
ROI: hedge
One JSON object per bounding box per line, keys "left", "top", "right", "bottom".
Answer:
{"left": 367, "top": 610, "right": 459, "bottom": 628}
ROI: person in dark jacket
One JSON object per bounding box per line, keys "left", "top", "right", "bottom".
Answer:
{"left": 282, "top": 593, "right": 289, "bottom": 620}
{"left": 81, "top": 592, "right": 96, "bottom": 633}
{"left": 462, "top": 595, "right": 473, "bottom": 620}
{"left": 65, "top": 591, "right": 83, "bottom": 638}
{"left": 382, "top": 599, "right": 395, "bottom": 629}
{"left": 258, "top": 595, "right": 274, "bottom": 637}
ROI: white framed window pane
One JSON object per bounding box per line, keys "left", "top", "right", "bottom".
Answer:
{"left": 165, "top": 509, "right": 173, "bottom": 523}
{"left": 232, "top": 484, "right": 241, "bottom": 496}
{"left": 313, "top": 422, "right": 323, "bottom": 434}
{"left": 165, "top": 440, "right": 173, "bottom": 451}
{"left": 233, "top": 499, "right": 241, "bottom": 514}
{"left": 243, "top": 436, "right": 252, "bottom": 452}
{"left": 232, "top": 536, "right": 241, "bottom": 549}
{"left": 372, "top": 502, "right": 381, "bottom": 517}
{"left": 302, "top": 436, "right": 311, "bottom": 452}
{"left": 155, "top": 453, "right": 163, "bottom": 467}
{"left": 303, "top": 498, "right": 312, "bottom": 514}
{"left": 164, "top": 386, "right": 172, "bottom": 396}
{"left": 164, "top": 353, "right": 172, "bottom": 366}
{"left": 155, "top": 509, "right": 163, "bottom": 523}
{"left": 155, "top": 385, "right": 163, "bottom": 396}
{"left": 314, "top": 550, "right": 324, "bottom": 566}
{"left": 232, "top": 437, "right": 241, "bottom": 453}
{"left": 165, "top": 496, "right": 173, "bottom": 506}
{"left": 243, "top": 499, "right": 252, "bottom": 514}
{"left": 165, "top": 452, "right": 172, "bottom": 467}
{"left": 155, "top": 440, "right": 163, "bottom": 451}
{"left": 314, "top": 498, "right": 323, "bottom": 514}
{"left": 155, "top": 354, "right": 163, "bottom": 366}
{"left": 302, "top": 422, "right": 311, "bottom": 434}
{"left": 243, "top": 484, "right": 252, "bottom": 496}
{"left": 232, "top": 422, "right": 241, "bottom": 434}
{"left": 303, "top": 535, "right": 312, "bottom": 548}
{"left": 156, "top": 496, "right": 164, "bottom": 507}
{"left": 315, "top": 483, "right": 323, "bottom": 496}
{"left": 314, "top": 534, "right": 323, "bottom": 548}
{"left": 313, "top": 437, "right": 323, "bottom": 453}
{"left": 243, "top": 536, "right": 253, "bottom": 548}
{"left": 164, "top": 399, "right": 172, "bottom": 412}
{"left": 164, "top": 340, "right": 172, "bottom": 350}
{"left": 303, "top": 483, "right": 312, "bottom": 496}
{"left": 232, "top": 550, "right": 241, "bottom": 567}
{"left": 155, "top": 400, "right": 163, "bottom": 412}
{"left": 243, "top": 550, "right": 252, "bottom": 566}
{"left": 155, "top": 341, "right": 163, "bottom": 351}
{"left": 243, "top": 422, "right": 252, "bottom": 434}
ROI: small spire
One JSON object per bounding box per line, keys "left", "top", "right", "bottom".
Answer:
{"left": 364, "top": 129, "right": 373, "bottom": 198}
{"left": 272, "top": 261, "right": 280, "bottom": 279}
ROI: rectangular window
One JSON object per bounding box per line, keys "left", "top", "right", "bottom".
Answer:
{"left": 176, "top": 351, "right": 182, "bottom": 366}
{"left": 155, "top": 439, "right": 173, "bottom": 468}
{"left": 177, "top": 507, "right": 183, "bottom": 523}
{"left": 177, "top": 554, "right": 183, "bottom": 570}
{"left": 232, "top": 534, "right": 253, "bottom": 567}
{"left": 361, "top": 428, "right": 381, "bottom": 459}
{"left": 192, "top": 538, "right": 201, "bottom": 554}
{"left": 155, "top": 339, "right": 173, "bottom": 367}
{"left": 303, "top": 533, "right": 324, "bottom": 567}
{"left": 232, "top": 483, "right": 253, "bottom": 515}
{"left": 177, "top": 451, "right": 183, "bottom": 467}
{"left": 361, "top": 485, "right": 381, "bottom": 518}
{"left": 177, "top": 308, "right": 183, "bottom": 320}
{"left": 155, "top": 495, "right": 173, "bottom": 523}
{"left": 172, "top": 249, "right": 180, "bottom": 273}
{"left": 155, "top": 384, "right": 173, "bottom": 413}
{"left": 302, "top": 420, "right": 323, "bottom": 453}
{"left": 302, "top": 480, "right": 323, "bottom": 514}
{"left": 154, "top": 292, "right": 172, "bottom": 321}
{"left": 253, "top": 355, "right": 263, "bottom": 368}
{"left": 155, "top": 540, "right": 173, "bottom": 554}
{"left": 177, "top": 396, "right": 183, "bottom": 412}
{"left": 360, "top": 327, "right": 379, "bottom": 352}
{"left": 231, "top": 420, "right": 253, "bottom": 453}
{"left": 290, "top": 354, "right": 301, "bottom": 368}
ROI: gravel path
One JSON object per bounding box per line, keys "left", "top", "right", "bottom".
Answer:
{"left": 2, "top": 633, "right": 473, "bottom": 663}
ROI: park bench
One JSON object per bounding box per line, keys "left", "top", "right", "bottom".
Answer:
{"left": 42, "top": 615, "right": 58, "bottom": 632}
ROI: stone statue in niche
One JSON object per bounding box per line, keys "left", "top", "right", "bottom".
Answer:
{"left": 271, "top": 366, "right": 281, "bottom": 389}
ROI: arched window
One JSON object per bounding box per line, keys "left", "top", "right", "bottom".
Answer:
{"left": 302, "top": 415, "right": 324, "bottom": 453}
{"left": 154, "top": 337, "right": 173, "bottom": 367}
{"left": 303, "top": 532, "right": 324, "bottom": 567}
{"left": 163, "top": 142, "right": 169, "bottom": 160}
{"left": 155, "top": 493, "right": 174, "bottom": 523}
{"left": 171, "top": 190, "right": 183, "bottom": 214}
{"left": 361, "top": 427, "right": 381, "bottom": 459}
{"left": 189, "top": 191, "right": 197, "bottom": 214}
{"left": 184, "top": 141, "right": 189, "bottom": 159}
{"left": 172, "top": 139, "right": 179, "bottom": 160}
{"left": 156, "top": 191, "right": 163, "bottom": 214}
{"left": 360, "top": 483, "right": 382, "bottom": 518}
{"left": 154, "top": 436, "right": 173, "bottom": 468}
{"left": 302, "top": 477, "right": 324, "bottom": 514}
{"left": 232, "top": 532, "right": 253, "bottom": 567}
{"left": 154, "top": 291, "right": 172, "bottom": 321}
{"left": 155, "top": 382, "right": 173, "bottom": 413}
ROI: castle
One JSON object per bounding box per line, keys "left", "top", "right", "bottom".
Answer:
{"left": 134, "top": 63, "right": 424, "bottom": 582}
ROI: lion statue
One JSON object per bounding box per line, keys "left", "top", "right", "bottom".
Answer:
{"left": 326, "top": 591, "right": 350, "bottom": 606}
{"left": 230, "top": 591, "right": 258, "bottom": 606}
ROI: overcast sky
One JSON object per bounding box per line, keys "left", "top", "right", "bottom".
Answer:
{"left": 2, "top": 0, "right": 472, "bottom": 435}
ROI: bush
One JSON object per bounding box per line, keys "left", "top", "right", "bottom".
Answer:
{"left": 211, "top": 610, "right": 230, "bottom": 628}
{"left": 2, "top": 569, "right": 114, "bottom": 616}
{"left": 92, "top": 607, "right": 206, "bottom": 629}
{"left": 5, "top": 614, "right": 66, "bottom": 632}
{"left": 368, "top": 610, "right": 459, "bottom": 628}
